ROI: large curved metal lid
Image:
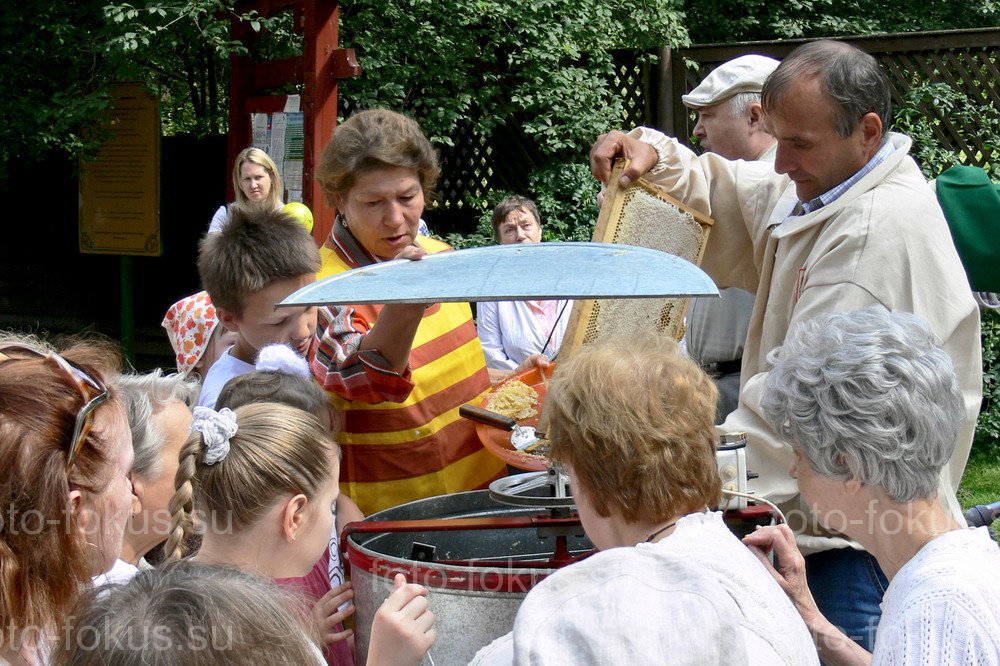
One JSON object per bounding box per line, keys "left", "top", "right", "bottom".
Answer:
{"left": 280, "top": 241, "right": 719, "bottom": 306}
{"left": 488, "top": 468, "right": 575, "bottom": 509}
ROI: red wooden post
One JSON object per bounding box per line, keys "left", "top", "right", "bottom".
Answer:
{"left": 229, "top": 0, "right": 362, "bottom": 244}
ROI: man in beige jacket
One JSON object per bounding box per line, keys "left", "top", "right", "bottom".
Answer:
{"left": 590, "top": 40, "right": 982, "bottom": 652}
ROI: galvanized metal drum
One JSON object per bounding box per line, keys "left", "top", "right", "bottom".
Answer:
{"left": 344, "top": 486, "right": 591, "bottom": 665}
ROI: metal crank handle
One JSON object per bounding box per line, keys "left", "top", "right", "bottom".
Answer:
{"left": 458, "top": 404, "right": 517, "bottom": 430}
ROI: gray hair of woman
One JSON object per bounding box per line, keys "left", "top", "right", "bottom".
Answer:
{"left": 113, "top": 369, "right": 199, "bottom": 477}
{"left": 53, "top": 560, "right": 321, "bottom": 665}
{"left": 490, "top": 195, "right": 541, "bottom": 240}
{"left": 760, "top": 305, "right": 964, "bottom": 503}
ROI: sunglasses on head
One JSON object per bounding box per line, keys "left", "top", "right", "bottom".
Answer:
{"left": 0, "top": 343, "right": 110, "bottom": 467}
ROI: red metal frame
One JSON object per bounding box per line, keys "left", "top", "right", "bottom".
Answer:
{"left": 342, "top": 515, "right": 583, "bottom": 536}
{"left": 341, "top": 504, "right": 778, "bottom": 592}
{"left": 229, "top": 1, "right": 361, "bottom": 244}
{"left": 343, "top": 515, "right": 592, "bottom": 593}
{"left": 346, "top": 547, "right": 578, "bottom": 594}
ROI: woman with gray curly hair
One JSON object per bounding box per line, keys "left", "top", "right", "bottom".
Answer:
{"left": 112, "top": 369, "right": 198, "bottom": 572}
{"left": 744, "top": 305, "right": 1000, "bottom": 665}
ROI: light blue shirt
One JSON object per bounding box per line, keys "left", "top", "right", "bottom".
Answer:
{"left": 798, "top": 140, "right": 895, "bottom": 215}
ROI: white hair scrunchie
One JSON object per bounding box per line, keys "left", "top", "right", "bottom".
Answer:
{"left": 190, "top": 406, "right": 238, "bottom": 465}
{"left": 256, "top": 343, "right": 311, "bottom": 379}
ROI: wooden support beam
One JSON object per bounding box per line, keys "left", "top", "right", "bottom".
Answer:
{"left": 249, "top": 58, "right": 305, "bottom": 91}
{"left": 228, "top": 1, "right": 363, "bottom": 244}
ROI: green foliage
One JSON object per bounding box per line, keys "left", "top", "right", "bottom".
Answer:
{"left": 342, "top": 0, "right": 685, "bottom": 153}
{"left": 101, "top": 2, "right": 294, "bottom": 137}
{"left": 530, "top": 163, "right": 599, "bottom": 243}
{"left": 442, "top": 216, "right": 494, "bottom": 250}
{"left": 443, "top": 162, "right": 598, "bottom": 249}
{"left": 341, "top": 0, "right": 685, "bottom": 240}
{"left": 0, "top": 0, "right": 293, "bottom": 178}
{"left": 958, "top": 448, "right": 1000, "bottom": 526}
{"left": 977, "top": 308, "right": 1000, "bottom": 457}
{"left": 892, "top": 82, "right": 1000, "bottom": 179}
{"left": 0, "top": 2, "right": 109, "bottom": 179}
{"left": 892, "top": 83, "right": 1000, "bottom": 458}
{"left": 683, "top": 0, "right": 1000, "bottom": 43}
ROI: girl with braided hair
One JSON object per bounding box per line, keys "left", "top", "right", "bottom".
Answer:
{"left": 216, "top": 343, "right": 363, "bottom": 666}
{"left": 165, "top": 402, "right": 434, "bottom": 666}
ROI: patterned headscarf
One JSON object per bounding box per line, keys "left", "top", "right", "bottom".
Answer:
{"left": 161, "top": 291, "right": 221, "bottom": 377}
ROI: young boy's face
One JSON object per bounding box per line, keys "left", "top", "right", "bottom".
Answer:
{"left": 221, "top": 274, "right": 318, "bottom": 358}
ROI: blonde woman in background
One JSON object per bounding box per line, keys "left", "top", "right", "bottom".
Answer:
{"left": 208, "top": 147, "right": 313, "bottom": 233}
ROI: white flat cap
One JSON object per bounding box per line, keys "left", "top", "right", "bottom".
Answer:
{"left": 682, "top": 54, "right": 781, "bottom": 109}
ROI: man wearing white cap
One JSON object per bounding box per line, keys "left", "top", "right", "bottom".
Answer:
{"left": 589, "top": 40, "right": 981, "bottom": 653}
{"left": 684, "top": 54, "right": 779, "bottom": 162}
{"left": 683, "top": 55, "right": 778, "bottom": 423}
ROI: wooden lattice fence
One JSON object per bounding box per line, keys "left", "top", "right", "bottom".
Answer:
{"left": 667, "top": 28, "right": 1000, "bottom": 173}
{"left": 341, "top": 51, "right": 660, "bottom": 234}
{"left": 343, "top": 28, "right": 1000, "bottom": 233}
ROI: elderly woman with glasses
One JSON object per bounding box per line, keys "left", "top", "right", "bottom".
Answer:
{"left": 744, "top": 306, "right": 1000, "bottom": 665}
{"left": 0, "top": 335, "right": 137, "bottom": 664}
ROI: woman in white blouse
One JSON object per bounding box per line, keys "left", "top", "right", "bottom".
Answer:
{"left": 744, "top": 306, "right": 1000, "bottom": 665}
{"left": 477, "top": 196, "right": 569, "bottom": 380}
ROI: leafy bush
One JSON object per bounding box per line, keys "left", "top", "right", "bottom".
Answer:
{"left": 0, "top": 1, "right": 294, "bottom": 179}
{"left": 530, "top": 163, "right": 601, "bottom": 243}
{"left": 342, "top": 0, "right": 685, "bottom": 241}
{"left": 443, "top": 162, "right": 598, "bottom": 249}
{"left": 977, "top": 308, "right": 1000, "bottom": 457}
{"left": 102, "top": 1, "right": 294, "bottom": 137}
{"left": 683, "top": 0, "right": 1000, "bottom": 43}
{"left": 893, "top": 81, "right": 1000, "bottom": 179}
{"left": 340, "top": 0, "right": 685, "bottom": 155}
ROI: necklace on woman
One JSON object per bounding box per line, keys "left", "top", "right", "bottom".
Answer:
{"left": 917, "top": 526, "right": 957, "bottom": 552}
{"left": 538, "top": 300, "right": 570, "bottom": 358}
{"left": 644, "top": 520, "right": 679, "bottom": 543}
